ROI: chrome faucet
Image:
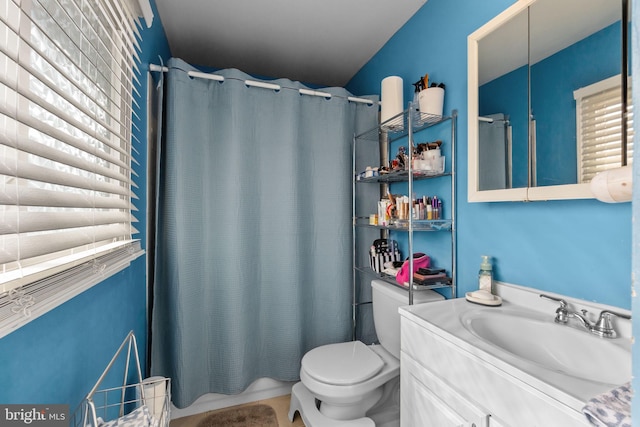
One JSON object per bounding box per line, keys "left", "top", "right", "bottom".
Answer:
{"left": 592, "top": 310, "right": 632, "bottom": 338}
{"left": 539, "top": 294, "right": 631, "bottom": 339}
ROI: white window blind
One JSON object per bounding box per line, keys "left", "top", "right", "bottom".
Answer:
{"left": 0, "top": 0, "right": 145, "bottom": 333}
{"left": 574, "top": 74, "right": 634, "bottom": 183}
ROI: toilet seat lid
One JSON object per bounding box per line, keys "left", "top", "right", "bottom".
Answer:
{"left": 302, "top": 341, "right": 384, "bottom": 386}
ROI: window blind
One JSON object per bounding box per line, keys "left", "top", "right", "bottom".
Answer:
{"left": 0, "top": 0, "right": 143, "bottom": 298}
{"left": 574, "top": 75, "right": 634, "bottom": 183}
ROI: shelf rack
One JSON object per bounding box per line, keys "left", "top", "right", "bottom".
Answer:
{"left": 352, "top": 105, "right": 457, "bottom": 339}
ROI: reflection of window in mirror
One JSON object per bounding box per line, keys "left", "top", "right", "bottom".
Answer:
{"left": 574, "top": 75, "right": 634, "bottom": 183}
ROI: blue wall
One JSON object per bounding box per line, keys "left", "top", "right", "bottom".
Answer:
{"left": 347, "top": 0, "right": 632, "bottom": 310}
{"left": 0, "top": 0, "right": 171, "bottom": 411}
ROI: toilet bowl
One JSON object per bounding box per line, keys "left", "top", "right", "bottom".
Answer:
{"left": 301, "top": 342, "right": 398, "bottom": 419}
{"left": 289, "top": 280, "right": 445, "bottom": 426}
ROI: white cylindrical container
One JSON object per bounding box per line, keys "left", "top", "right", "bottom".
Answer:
{"left": 423, "top": 147, "right": 441, "bottom": 160}
{"left": 590, "top": 165, "right": 633, "bottom": 203}
{"left": 381, "top": 76, "right": 403, "bottom": 125}
{"left": 140, "top": 376, "right": 168, "bottom": 425}
{"left": 418, "top": 87, "right": 444, "bottom": 116}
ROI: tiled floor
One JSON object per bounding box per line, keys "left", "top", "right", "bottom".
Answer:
{"left": 169, "top": 394, "right": 305, "bottom": 427}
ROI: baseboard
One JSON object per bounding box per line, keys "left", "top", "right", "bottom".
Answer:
{"left": 170, "top": 378, "right": 296, "bottom": 420}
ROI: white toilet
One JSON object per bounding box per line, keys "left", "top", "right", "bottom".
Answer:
{"left": 289, "top": 279, "right": 444, "bottom": 427}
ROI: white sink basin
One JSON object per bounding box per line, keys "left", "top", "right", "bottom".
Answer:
{"left": 460, "top": 309, "right": 631, "bottom": 385}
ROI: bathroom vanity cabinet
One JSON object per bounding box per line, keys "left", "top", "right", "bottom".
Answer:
{"left": 399, "top": 297, "right": 604, "bottom": 427}
{"left": 352, "top": 107, "right": 457, "bottom": 335}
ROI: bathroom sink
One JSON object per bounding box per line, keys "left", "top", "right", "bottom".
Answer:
{"left": 460, "top": 309, "right": 631, "bottom": 385}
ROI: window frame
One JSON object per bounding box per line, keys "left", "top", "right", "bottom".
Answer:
{"left": 0, "top": 0, "right": 145, "bottom": 338}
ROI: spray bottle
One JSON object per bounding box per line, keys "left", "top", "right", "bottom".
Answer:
{"left": 478, "top": 255, "right": 493, "bottom": 294}
{"left": 411, "top": 79, "right": 422, "bottom": 121}
{"left": 412, "top": 80, "right": 422, "bottom": 104}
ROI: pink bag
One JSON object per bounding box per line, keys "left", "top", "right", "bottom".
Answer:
{"left": 396, "top": 253, "right": 430, "bottom": 286}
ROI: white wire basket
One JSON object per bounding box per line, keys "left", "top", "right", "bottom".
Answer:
{"left": 71, "top": 331, "right": 171, "bottom": 427}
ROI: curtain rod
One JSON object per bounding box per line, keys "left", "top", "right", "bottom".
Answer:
{"left": 479, "top": 116, "right": 509, "bottom": 123}
{"left": 149, "top": 63, "right": 376, "bottom": 105}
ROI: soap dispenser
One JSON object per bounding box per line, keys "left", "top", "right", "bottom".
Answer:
{"left": 478, "top": 255, "right": 493, "bottom": 294}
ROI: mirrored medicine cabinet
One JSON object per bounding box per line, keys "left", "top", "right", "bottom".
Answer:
{"left": 468, "top": 0, "right": 631, "bottom": 202}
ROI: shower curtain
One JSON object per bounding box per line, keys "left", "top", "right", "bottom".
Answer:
{"left": 479, "top": 113, "right": 511, "bottom": 190}
{"left": 150, "top": 58, "right": 377, "bottom": 408}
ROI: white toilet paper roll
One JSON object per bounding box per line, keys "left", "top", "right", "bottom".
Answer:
{"left": 140, "top": 376, "right": 168, "bottom": 424}
{"left": 381, "top": 76, "right": 404, "bottom": 126}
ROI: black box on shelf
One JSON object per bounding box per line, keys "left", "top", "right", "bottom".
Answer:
{"left": 369, "top": 239, "right": 401, "bottom": 273}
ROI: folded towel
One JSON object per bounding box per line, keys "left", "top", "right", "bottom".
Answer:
{"left": 582, "top": 382, "right": 631, "bottom": 427}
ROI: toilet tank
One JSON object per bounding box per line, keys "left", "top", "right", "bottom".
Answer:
{"left": 371, "top": 279, "right": 444, "bottom": 359}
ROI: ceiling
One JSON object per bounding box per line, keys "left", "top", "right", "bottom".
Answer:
{"left": 153, "top": 0, "right": 427, "bottom": 87}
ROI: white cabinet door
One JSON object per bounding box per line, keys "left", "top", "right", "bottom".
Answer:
{"left": 401, "top": 353, "right": 489, "bottom": 427}
{"left": 488, "top": 416, "right": 508, "bottom": 427}
{"left": 402, "top": 369, "right": 465, "bottom": 426}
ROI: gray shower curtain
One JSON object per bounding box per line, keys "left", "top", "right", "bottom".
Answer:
{"left": 479, "top": 113, "right": 511, "bottom": 190}
{"left": 150, "top": 58, "right": 377, "bottom": 408}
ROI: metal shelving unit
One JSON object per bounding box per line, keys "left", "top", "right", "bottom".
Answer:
{"left": 352, "top": 105, "right": 457, "bottom": 339}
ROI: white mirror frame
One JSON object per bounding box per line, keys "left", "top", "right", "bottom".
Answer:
{"left": 467, "top": 0, "right": 594, "bottom": 202}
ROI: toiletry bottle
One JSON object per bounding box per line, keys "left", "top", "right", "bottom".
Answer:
{"left": 478, "top": 255, "right": 493, "bottom": 294}
{"left": 432, "top": 196, "right": 439, "bottom": 219}
{"left": 412, "top": 80, "right": 422, "bottom": 120}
